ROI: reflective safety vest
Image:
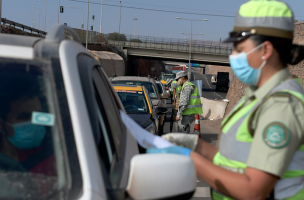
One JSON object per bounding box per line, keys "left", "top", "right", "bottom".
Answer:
{"left": 213, "top": 78, "right": 304, "bottom": 200}
{"left": 180, "top": 81, "right": 203, "bottom": 115}
{"left": 171, "top": 80, "right": 181, "bottom": 98}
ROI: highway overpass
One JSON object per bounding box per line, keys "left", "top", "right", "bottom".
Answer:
{"left": 72, "top": 29, "right": 233, "bottom": 66}
{"left": 108, "top": 37, "right": 232, "bottom": 66}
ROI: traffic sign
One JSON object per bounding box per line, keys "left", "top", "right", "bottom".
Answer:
{"left": 191, "top": 63, "right": 200, "bottom": 67}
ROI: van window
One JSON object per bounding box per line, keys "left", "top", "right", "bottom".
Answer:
{"left": 0, "top": 58, "right": 78, "bottom": 199}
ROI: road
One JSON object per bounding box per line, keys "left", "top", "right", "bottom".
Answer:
{"left": 163, "top": 99, "right": 213, "bottom": 200}
{"left": 162, "top": 74, "right": 228, "bottom": 199}
{"left": 200, "top": 74, "right": 227, "bottom": 100}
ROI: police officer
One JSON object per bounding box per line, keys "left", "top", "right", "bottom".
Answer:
{"left": 170, "top": 78, "right": 181, "bottom": 101}
{"left": 175, "top": 71, "right": 203, "bottom": 133}
{"left": 148, "top": 1, "right": 304, "bottom": 199}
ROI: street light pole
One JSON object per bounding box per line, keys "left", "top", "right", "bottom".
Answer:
{"left": 133, "top": 18, "right": 137, "bottom": 37}
{"left": 33, "top": 7, "right": 41, "bottom": 30}
{"left": 119, "top": 1, "right": 121, "bottom": 35}
{"left": 41, "top": 0, "right": 47, "bottom": 31}
{"left": 32, "top": 7, "right": 35, "bottom": 28}
{"left": 181, "top": 32, "right": 203, "bottom": 72}
{"left": 176, "top": 17, "right": 208, "bottom": 80}
{"left": 58, "top": 0, "right": 60, "bottom": 23}
{"left": 100, "top": 0, "right": 103, "bottom": 33}
{"left": 37, "top": 14, "right": 44, "bottom": 31}
{"left": 86, "top": 0, "right": 89, "bottom": 49}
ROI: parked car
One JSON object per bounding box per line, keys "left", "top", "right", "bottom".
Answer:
{"left": 110, "top": 76, "right": 169, "bottom": 135}
{"left": 113, "top": 84, "right": 167, "bottom": 135}
{"left": 0, "top": 24, "right": 196, "bottom": 200}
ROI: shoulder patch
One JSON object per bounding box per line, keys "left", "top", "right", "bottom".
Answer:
{"left": 263, "top": 122, "right": 290, "bottom": 148}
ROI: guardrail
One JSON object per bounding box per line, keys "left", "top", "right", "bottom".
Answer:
{"left": 73, "top": 28, "right": 233, "bottom": 55}
{"left": 1, "top": 18, "right": 47, "bottom": 36}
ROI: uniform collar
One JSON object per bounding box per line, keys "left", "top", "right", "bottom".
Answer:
{"left": 245, "top": 68, "right": 291, "bottom": 100}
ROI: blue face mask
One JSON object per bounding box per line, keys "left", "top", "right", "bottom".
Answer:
{"left": 229, "top": 43, "right": 267, "bottom": 86}
{"left": 6, "top": 121, "right": 46, "bottom": 150}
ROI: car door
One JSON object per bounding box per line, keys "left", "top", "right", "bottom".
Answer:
{"left": 77, "top": 54, "right": 138, "bottom": 200}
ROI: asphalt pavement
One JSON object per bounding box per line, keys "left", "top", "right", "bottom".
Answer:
{"left": 163, "top": 74, "right": 227, "bottom": 199}
{"left": 163, "top": 99, "right": 212, "bottom": 200}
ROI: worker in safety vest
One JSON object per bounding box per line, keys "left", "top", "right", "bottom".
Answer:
{"left": 175, "top": 71, "right": 203, "bottom": 133}
{"left": 171, "top": 79, "right": 181, "bottom": 100}
{"left": 169, "top": 79, "right": 182, "bottom": 132}
{"left": 148, "top": 1, "right": 304, "bottom": 199}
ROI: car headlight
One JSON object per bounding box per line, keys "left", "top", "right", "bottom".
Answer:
{"left": 145, "top": 121, "right": 155, "bottom": 134}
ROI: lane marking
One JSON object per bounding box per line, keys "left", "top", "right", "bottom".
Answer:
{"left": 193, "top": 187, "right": 211, "bottom": 197}
{"left": 202, "top": 74, "right": 224, "bottom": 99}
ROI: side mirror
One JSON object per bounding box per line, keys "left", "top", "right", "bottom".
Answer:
{"left": 126, "top": 154, "right": 196, "bottom": 200}
{"left": 161, "top": 93, "right": 170, "bottom": 99}
{"left": 155, "top": 107, "right": 167, "bottom": 115}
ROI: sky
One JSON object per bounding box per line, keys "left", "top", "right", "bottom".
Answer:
{"left": 3, "top": 0, "right": 304, "bottom": 42}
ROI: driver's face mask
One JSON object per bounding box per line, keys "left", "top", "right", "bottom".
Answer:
{"left": 1, "top": 120, "right": 46, "bottom": 150}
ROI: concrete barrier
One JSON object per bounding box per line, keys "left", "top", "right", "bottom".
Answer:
{"left": 201, "top": 97, "right": 228, "bottom": 120}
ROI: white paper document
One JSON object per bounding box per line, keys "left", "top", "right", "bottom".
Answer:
{"left": 120, "top": 110, "right": 174, "bottom": 149}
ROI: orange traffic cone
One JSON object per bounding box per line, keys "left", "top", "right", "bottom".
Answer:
{"left": 194, "top": 114, "right": 201, "bottom": 138}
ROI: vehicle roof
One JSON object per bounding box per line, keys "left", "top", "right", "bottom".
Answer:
{"left": 110, "top": 76, "right": 156, "bottom": 84}
{"left": 113, "top": 85, "right": 144, "bottom": 91}
{"left": 0, "top": 24, "right": 82, "bottom": 60}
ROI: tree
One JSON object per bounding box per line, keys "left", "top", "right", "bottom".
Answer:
{"left": 108, "top": 32, "right": 127, "bottom": 41}
{"left": 129, "top": 38, "right": 142, "bottom": 43}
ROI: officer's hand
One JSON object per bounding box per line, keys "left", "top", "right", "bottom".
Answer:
{"left": 147, "top": 145, "right": 191, "bottom": 156}
{"left": 161, "top": 133, "right": 198, "bottom": 150}
{"left": 176, "top": 115, "right": 181, "bottom": 121}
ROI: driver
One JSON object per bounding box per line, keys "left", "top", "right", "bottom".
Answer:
{"left": 126, "top": 95, "right": 139, "bottom": 109}
{"left": 0, "top": 73, "right": 55, "bottom": 176}
{"left": 128, "top": 95, "right": 138, "bottom": 109}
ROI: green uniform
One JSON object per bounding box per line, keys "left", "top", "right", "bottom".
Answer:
{"left": 213, "top": 68, "right": 304, "bottom": 200}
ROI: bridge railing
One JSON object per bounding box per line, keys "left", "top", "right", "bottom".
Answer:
{"left": 73, "top": 28, "right": 233, "bottom": 55}
{"left": 1, "top": 18, "right": 47, "bottom": 36}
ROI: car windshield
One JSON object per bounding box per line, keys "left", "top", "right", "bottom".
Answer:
{"left": 116, "top": 90, "right": 150, "bottom": 114}
{"left": 0, "top": 58, "right": 81, "bottom": 199}
{"left": 156, "top": 83, "right": 163, "bottom": 94}
{"left": 112, "top": 81, "right": 158, "bottom": 99}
